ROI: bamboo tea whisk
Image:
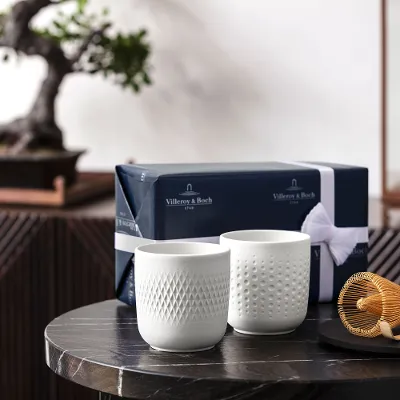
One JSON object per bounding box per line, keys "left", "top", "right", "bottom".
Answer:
{"left": 338, "top": 272, "right": 400, "bottom": 338}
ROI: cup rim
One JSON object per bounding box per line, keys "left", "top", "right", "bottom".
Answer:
{"left": 220, "top": 229, "right": 310, "bottom": 244}
{"left": 136, "top": 241, "right": 230, "bottom": 257}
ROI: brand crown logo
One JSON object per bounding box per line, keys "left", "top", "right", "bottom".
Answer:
{"left": 286, "top": 179, "right": 302, "bottom": 191}
{"left": 179, "top": 183, "right": 199, "bottom": 196}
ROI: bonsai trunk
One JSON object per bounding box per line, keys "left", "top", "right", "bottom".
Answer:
{"left": 0, "top": 63, "right": 67, "bottom": 153}
{"left": 28, "top": 63, "right": 66, "bottom": 150}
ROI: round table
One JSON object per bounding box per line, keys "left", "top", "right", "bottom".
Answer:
{"left": 45, "top": 300, "right": 400, "bottom": 400}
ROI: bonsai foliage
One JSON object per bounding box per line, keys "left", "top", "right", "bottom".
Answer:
{"left": 0, "top": 0, "right": 151, "bottom": 153}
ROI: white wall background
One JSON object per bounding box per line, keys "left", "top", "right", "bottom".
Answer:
{"left": 0, "top": 0, "right": 381, "bottom": 195}
{"left": 387, "top": 0, "right": 400, "bottom": 188}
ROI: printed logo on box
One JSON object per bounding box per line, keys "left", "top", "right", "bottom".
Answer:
{"left": 312, "top": 246, "right": 320, "bottom": 260}
{"left": 273, "top": 178, "right": 316, "bottom": 204}
{"left": 350, "top": 245, "right": 368, "bottom": 258}
{"left": 166, "top": 184, "right": 213, "bottom": 210}
{"left": 116, "top": 212, "right": 142, "bottom": 235}
{"left": 179, "top": 184, "right": 200, "bottom": 196}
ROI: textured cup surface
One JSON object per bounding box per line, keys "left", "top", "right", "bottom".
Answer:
{"left": 220, "top": 230, "right": 310, "bottom": 335}
{"left": 135, "top": 242, "right": 230, "bottom": 352}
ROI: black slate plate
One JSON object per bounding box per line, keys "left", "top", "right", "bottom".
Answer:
{"left": 319, "top": 319, "right": 400, "bottom": 354}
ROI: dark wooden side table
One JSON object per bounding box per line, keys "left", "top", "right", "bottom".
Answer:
{"left": 0, "top": 199, "right": 115, "bottom": 400}
{"left": 45, "top": 299, "right": 400, "bottom": 400}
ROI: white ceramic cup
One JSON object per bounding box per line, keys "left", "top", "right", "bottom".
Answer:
{"left": 135, "top": 242, "right": 230, "bottom": 352}
{"left": 220, "top": 230, "right": 311, "bottom": 335}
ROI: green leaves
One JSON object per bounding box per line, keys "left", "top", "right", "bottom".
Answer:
{"left": 32, "top": 2, "right": 103, "bottom": 46}
{"left": 0, "top": 0, "right": 152, "bottom": 94}
{"left": 83, "top": 28, "right": 152, "bottom": 93}
{"left": 53, "top": 20, "right": 65, "bottom": 30}
{"left": 0, "top": 10, "right": 6, "bottom": 39}
{"left": 77, "top": 0, "right": 88, "bottom": 13}
{"left": 143, "top": 72, "right": 152, "bottom": 85}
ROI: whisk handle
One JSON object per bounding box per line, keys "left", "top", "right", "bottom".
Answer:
{"left": 379, "top": 321, "right": 400, "bottom": 341}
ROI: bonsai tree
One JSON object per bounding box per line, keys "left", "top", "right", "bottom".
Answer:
{"left": 0, "top": 0, "right": 151, "bottom": 154}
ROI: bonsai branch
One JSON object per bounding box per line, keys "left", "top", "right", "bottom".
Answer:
{"left": 0, "top": 2, "right": 71, "bottom": 71}
{"left": 0, "top": 119, "right": 34, "bottom": 154}
{"left": 70, "top": 23, "right": 111, "bottom": 65}
{"left": 1, "top": 1, "right": 52, "bottom": 49}
{"left": 0, "top": 113, "right": 64, "bottom": 154}
{"left": 0, "top": 119, "right": 26, "bottom": 136}
{"left": 8, "top": 132, "right": 34, "bottom": 155}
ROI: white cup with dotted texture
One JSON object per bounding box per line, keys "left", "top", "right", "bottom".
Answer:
{"left": 220, "top": 230, "right": 311, "bottom": 335}
{"left": 135, "top": 242, "right": 230, "bottom": 352}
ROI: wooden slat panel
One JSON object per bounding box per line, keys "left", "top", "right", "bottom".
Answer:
{"left": 0, "top": 210, "right": 114, "bottom": 400}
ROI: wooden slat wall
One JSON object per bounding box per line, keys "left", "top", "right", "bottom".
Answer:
{"left": 0, "top": 211, "right": 115, "bottom": 400}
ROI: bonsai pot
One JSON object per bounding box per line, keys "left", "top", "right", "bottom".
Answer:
{"left": 0, "top": 150, "right": 86, "bottom": 189}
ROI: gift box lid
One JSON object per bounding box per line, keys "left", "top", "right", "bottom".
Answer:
{"left": 117, "top": 162, "right": 366, "bottom": 176}
{"left": 116, "top": 162, "right": 368, "bottom": 240}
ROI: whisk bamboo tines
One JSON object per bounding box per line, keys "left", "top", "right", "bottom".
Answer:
{"left": 338, "top": 272, "right": 400, "bottom": 338}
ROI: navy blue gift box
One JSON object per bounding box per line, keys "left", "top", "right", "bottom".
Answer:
{"left": 115, "top": 162, "right": 368, "bottom": 306}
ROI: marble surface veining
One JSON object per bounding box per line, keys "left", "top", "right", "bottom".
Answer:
{"left": 45, "top": 300, "right": 400, "bottom": 399}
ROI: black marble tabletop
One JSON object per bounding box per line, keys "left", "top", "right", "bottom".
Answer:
{"left": 45, "top": 300, "right": 400, "bottom": 400}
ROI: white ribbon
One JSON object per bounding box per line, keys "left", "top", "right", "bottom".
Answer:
{"left": 285, "top": 161, "right": 368, "bottom": 302}
{"left": 301, "top": 202, "right": 368, "bottom": 266}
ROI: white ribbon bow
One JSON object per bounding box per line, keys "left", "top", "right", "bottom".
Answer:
{"left": 301, "top": 202, "right": 359, "bottom": 266}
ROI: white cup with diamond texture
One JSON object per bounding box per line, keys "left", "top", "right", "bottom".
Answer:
{"left": 135, "top": 242, "right": 230, "bottom": 352}
{"left": 220, "top": 230, "right": 311, "bottom": 335}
